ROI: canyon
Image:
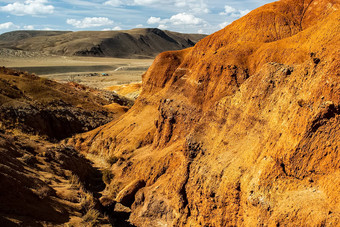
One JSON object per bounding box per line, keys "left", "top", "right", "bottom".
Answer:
{"left": 72, "top": 0, "right": 340, "bottom": 226}
{"left": 0, "top": 0, "right": 339, "bottom": 226}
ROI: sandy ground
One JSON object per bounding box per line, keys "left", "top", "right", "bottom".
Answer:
{"left": 0, "top": 55, "right": 153, "bottom": 89}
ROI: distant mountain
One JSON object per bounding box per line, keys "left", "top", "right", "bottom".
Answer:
{"left": 0, "top": 28, "right": 206, "bottom": 58}
{"left": 0, "top": 30, "right": 71, "bottom": 42}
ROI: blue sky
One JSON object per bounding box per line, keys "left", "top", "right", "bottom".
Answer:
{"left": 0, "top": 0, "right": 275, "bottom": 34}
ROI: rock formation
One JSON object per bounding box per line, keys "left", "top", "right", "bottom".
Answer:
{"left": 74, "top": 0, "right": 340, "bottom": 226}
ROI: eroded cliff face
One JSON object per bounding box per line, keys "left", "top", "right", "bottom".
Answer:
{"left": 74, "top": 0, "right": 340, "bottom": 226}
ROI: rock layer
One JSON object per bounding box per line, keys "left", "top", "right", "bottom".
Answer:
{"left": 75, "top": 0, "right": 340, "bottom": 226}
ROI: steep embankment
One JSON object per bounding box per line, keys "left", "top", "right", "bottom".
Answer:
{"left": 0, "top": 28, "right": 206, "bottom": 58}
{"left": 74, "top": 0, "right": 340, "bottom": 226}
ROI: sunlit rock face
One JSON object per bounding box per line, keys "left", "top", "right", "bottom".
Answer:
{"left": 76, "top": 0, "right": 340, "bottom": 226}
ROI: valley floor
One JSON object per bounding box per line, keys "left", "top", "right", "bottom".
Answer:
{"left": 0, "top": 52, "right": 153, "bottom": 89}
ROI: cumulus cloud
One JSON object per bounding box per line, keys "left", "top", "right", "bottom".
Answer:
{"left": 157, "top": 24, "right": 168, "bottom": 30}
{"left": 147, "top": 13, "right": 205, "bottom": 28}
{"left": 0, "top": 22, "right": 19, "bottom": 30}
{"left": 0, "top": 0, "right": 54, "bottom": 16}
{"left": 147, "top": 17, "right": 164, "bottom": 24}
{"left": 220, "top": 5, "right": 250, "bottom": 17}
{"left": 169, "top": 13, "right": 203, "bottom": 25}
{"left": 104, "top": 0, "right": 123, "bottom": 7}
{"left": 67, "top": 17, "right": 114, "bottom": 28}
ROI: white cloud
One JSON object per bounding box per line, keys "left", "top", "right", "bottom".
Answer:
{"left": 23, "top": 25, "right": 34, "bottom": 30}
{"left": 67, "top": 17, "right": 114, "bottom": 28}
{"left": 221, "top": 5, "right": 237, "bottom": 15}
{"left": 147, "top": 17, "right": 163, "bottom": 24}
{"left": 0, "top": 0, "right": 54, "bottom": 16}
{"left": 146, "top": 13, "right": 206, "bottom": 32}
{"left": 135, "top": 24, "right": 143, "bottom": 28}
{"left": 158, "top": 24, "right": 168, "bottom": 30}
{"left": 169, "top": 13, "right": 203, "bottom": 25}
{"left": 0, "top": 22, "right": 19, "bottom": 30}
{"left": 197, "top": 29, "right": 203, "bottom": 34}
{"left": 174, "top": 0, "right": 209, "bottom": 14}
{"left": 220, "top": 5, "right": 250, "bottom": 18}
{"left": 104, "top": 0, "right": 123, "bottom": 7}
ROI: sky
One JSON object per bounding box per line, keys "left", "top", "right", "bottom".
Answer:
{"left": 0, "top": 0, "right": 276, "bottom": 35}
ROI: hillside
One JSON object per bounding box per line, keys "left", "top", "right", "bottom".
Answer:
{"left": 0, "top": 30, "right": 71, "bottom": 42}
{"left": 72, "top": 0, "right": 340, "bottom": 226}
{"left": 0, "top": 67, "right": 131, "bottom": 140}
{"left": 0, "top": 28, "right": 206, "bottom": 58}
{"left": 0, "top": 67, "right": 136, "bottom": 226}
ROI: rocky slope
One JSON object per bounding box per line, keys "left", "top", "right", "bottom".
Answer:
{"left": 0, "top": 67, "right": 132, "bottom": 140}
{"left": 0, "top": 67, "right": 135, "bottom": 226}
{"left": 73, "top": 0, "right": 340, "bottom": 226}
{"left": 0, "top": 29, "right": 206, "bottom": 58}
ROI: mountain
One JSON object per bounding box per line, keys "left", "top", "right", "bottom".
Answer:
{"left": 72, "top": 0, "right": 340, "bottom": 226}
{"left": 0, "top": 30, "right": 71, "bottom": 42}
{"left": 0, "top": 28, "right": 206, "bottom": 58}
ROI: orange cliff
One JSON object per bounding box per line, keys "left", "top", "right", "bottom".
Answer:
{"left": 72, "top": 0, "right": 340, "bottom": 226}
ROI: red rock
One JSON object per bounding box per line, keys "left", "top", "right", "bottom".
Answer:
{"left": 76, "top": 0, "right": 340, "bottom": 226}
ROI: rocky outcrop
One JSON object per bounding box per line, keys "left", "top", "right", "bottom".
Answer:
{"left": 74, "top": 0, "right": 340, "bottom": 226}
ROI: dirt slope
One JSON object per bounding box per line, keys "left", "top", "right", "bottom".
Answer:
{"left": 73, "top": 0, "right": 340, "bottom": 226}
{"left": 0, "top": 28, "right": 206, "bottom": 59}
